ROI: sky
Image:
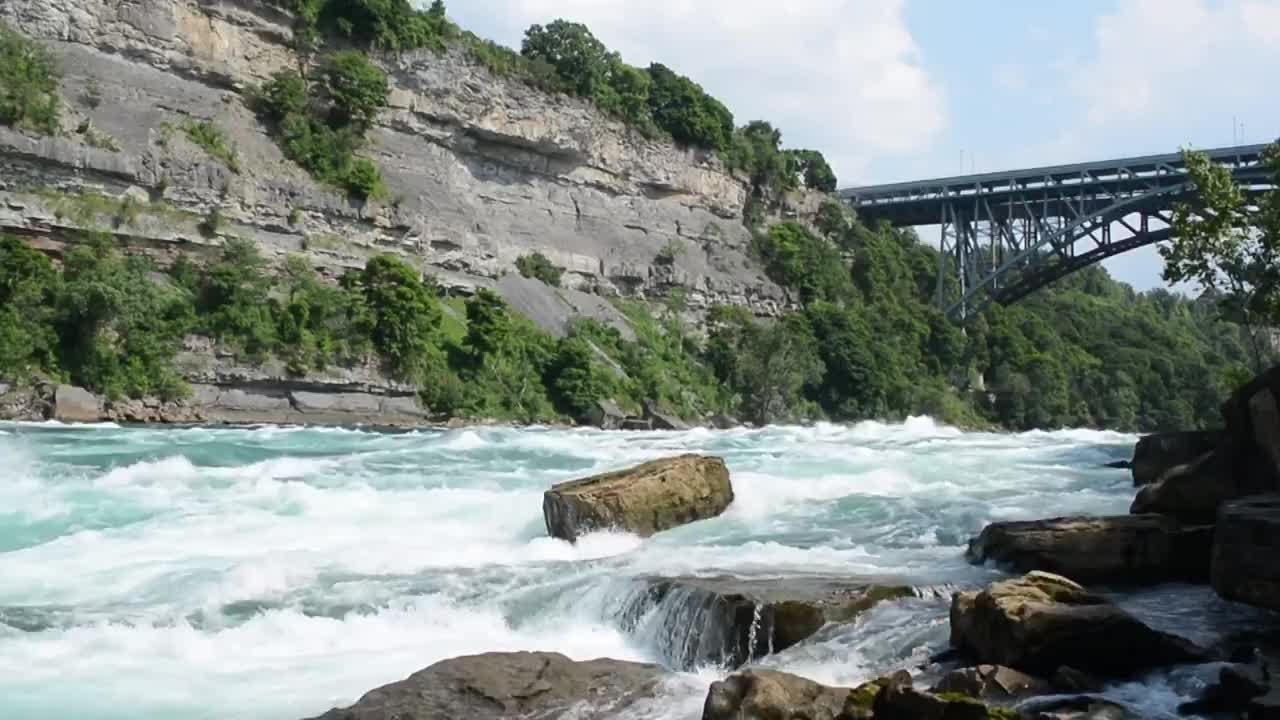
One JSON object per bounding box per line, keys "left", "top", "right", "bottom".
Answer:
{"left": 444, "top": 0, "right": 1280, "bottom": 291}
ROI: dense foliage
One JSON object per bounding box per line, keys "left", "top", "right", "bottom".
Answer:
{"left": 708, "top": 216, "right": 1263, "bottom": 430}
{"left": 1164, "top": 143, "right": 1280, "bottom": 372}
{"left": 515, "top": 252, "right": 563, "bottom": 287}
{"left": 255, "top": 60, "right": 387, "bottom": 200}
{"left": 0, "top": 22, "right": 60, "bottom": 135}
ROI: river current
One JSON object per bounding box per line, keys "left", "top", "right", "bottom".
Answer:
{"left": 0, "top": 420, "right": 1262, "bottom": 719}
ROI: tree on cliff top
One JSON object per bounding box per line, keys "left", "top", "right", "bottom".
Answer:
{"left": 1162, "top": 143, "right": 1280, "bottom": 370}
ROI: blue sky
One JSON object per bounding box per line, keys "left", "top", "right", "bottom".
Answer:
{"left": 445, "top": 0, "right": 1280, "bottom": 291}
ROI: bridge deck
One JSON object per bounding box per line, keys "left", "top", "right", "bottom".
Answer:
{"left": 839, "top": 143, "right": 1270, "bottom": 227}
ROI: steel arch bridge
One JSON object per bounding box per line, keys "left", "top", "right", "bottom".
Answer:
{"left": 838, "top": 143, "right": 1274, "bottom": 319}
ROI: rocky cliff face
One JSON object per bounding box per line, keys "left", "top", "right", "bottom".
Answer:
{"left": 0, "top": 0, "right": 787, "bottom": 318}
{"left": 0, "top": 0, "right": 803, "bottom": 425}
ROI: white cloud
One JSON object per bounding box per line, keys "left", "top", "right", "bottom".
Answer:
{"left": 1076, "top": 0, "right": 1280, "bottom": 135}
{"left": 445, "top": 0, "right": 947, "bottom": 185}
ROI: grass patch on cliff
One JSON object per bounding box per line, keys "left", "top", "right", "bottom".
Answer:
{"left": 0, "top": 22, "right": 61, "bottom": 135}
{"left": 183, "top": 120, "right": 241, "bottom": 173}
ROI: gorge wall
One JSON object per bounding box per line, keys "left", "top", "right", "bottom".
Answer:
{"left": 0, "top": 0, "right": 803, "bottom": 424}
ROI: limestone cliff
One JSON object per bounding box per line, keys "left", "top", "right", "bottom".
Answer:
{"left": 0, "top": 0, "right": 788, "bottom": 323}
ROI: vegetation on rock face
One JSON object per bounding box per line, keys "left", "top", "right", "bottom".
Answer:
{"left": 256, "top": 62, "right": 387, "bottom": 200}
{"left": 0, "top": 22, "right": 60, "bottom": 135}
{"left": 182, "top": 120, "right": 241, "bottom": 173}
{"left": 515, "top": 252, "right": 563, "bottom": 287}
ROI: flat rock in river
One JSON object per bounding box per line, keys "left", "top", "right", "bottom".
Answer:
{"left": 543, "top": 454, "right": 733, "bottom": 541}
{"left": 949, "top": 571, "right": 1208, "bottom": 678}
{"left": 966, "top": 514, "right": 1213, "bottom": 583}
{"left": 301, "top": 651, "right": 664, "bottom": 720}
{"left": 626, "top": 575, "right": 915, "bottom": 669}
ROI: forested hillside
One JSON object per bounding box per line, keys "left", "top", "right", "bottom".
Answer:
{"left": 0, "top": 204, "right": 1259, "bottom": 432}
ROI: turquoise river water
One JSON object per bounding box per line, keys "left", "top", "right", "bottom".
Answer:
{"left": 0, "top": 419, "right": 1266, "bottom": 719}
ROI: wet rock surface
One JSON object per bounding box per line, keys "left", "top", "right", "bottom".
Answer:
{"left": 1130, "top": 430, "right": 1226, "bottom": 486}
{"left": 949, "top": 572, "right": 1208, "bottom": 678}
{"left": 301, "top": 651, "right": 664, "bottom": 720}
{"left": 933, "top": 664, "right": 1050, "bottom": 699}
{"left": 1212, "top": 494, "right": 1280, "bottom": 610}
{"left": 624, "top": 575, "right": 915, "bottom": 669}
{"left": 1130, "top": 447, "right": 1267, "bottom": 523}
{"left": 702, "top": 669, "right": 851, "bottom": 720}
{"left": 542, "top": 454, "right": 734, "bottom": 542}
{"left": 966, "top": 515, "right": 1214, "bottom": 583}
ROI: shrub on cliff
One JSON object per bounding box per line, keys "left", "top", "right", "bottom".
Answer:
{"left": 322, "top": 51, "right": 389, "bottom": 130}
{"left": 0, "top": 23, "right": 60, "bottom": 135}
{"left": 515, "top": 252, "right": 563, "bottom": 287}
{"left": 256, "top": 67, "right": 387, "bottom": 200}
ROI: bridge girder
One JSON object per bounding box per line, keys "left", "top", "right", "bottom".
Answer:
{"left": 840, "top": 144, "right": 1275, "bottom": 319}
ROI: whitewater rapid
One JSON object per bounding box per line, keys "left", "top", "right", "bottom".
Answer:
{"left": 0, "top": 419, "right": 1243, "bottom": 719}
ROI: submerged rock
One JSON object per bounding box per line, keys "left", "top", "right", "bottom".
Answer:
{"left": 1130, "top": 430, "right": 1226, "bottom": 486}
{"left": 1212, "top": 494, "right": 1280, "bottom": 610}
{"left": 949, "top": 571, "right": 1208, "bottom": 678}
{"left": 626, "top": 575, "right": 915, "bottom": 669}
{"left": 1022, "top": 696, "right": 1142, "bottom": 720}
{"left": 966, "top": 515, "right": 1213, "bottom": 583}
{"left": 542, "top": 454, "right": 733, "bottom": 542}
{"left": 1178, "top": 662, "right": 1268, "bottom": 716}
{"left": 301, "top": 651, "right": 663, "bottom": 720}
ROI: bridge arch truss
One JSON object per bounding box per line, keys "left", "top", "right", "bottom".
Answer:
{"left": 840, "top": 144, "right": 1273, "bottom": 319}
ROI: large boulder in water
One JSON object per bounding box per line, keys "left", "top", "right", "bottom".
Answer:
{"left": 1130, "top": 447, "right": 1269, "bottom": 523}
{"left": 1130, "top": 430, "right": 1225, "bottom": 486}
{"left": 966, "top": 515, "right": 1213, "bottom": 583}
{"left": 624, "top": 575, "right": 915, "bottom": 669}
{"left": 949, "top": 571, "right": 1207, "bottom": 677}
{"left": 543, "top": 454, "right": 733, "bottom": 541}
{"left": 1212, "top": 494, "right": 1280, "bottom": 610}
{"left": 301, "top": 651, "right": 663, "bottom": 720}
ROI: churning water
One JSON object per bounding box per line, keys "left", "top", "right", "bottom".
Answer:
{"left": 0, "top": 420, "right": 1260, "bottom": 719}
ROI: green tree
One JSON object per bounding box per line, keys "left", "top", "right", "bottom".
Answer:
{"left": 354, "top": 254, "right": 444, "bottom": 381}
{"left": 521, "top": 20, "right": 615, "bottom": 98}
{"left": 1162, "top": 144, "right": 1280, "bottom": 370}
{"left": 549, "top": 335, "right": 616, "bottom": 416}
{"left": 322, "top": 51, "right": 389, "bottom": 130}
{"left": 0, "top": 235, "right": 61, "bottom": 378}
{"left": 646, "top": 63, "right": 733, "bottom": 151}
{"left": 790, "top": 149, "right": 837, "bottom": 192}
